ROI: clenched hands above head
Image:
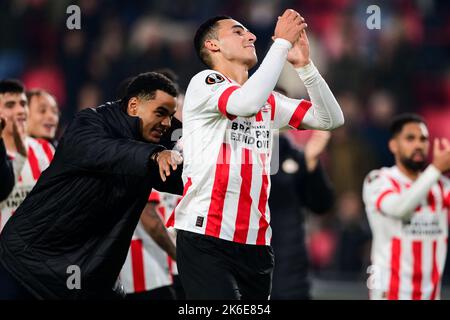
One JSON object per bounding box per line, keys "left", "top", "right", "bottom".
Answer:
{"left": 273, "top": 9, "right": 311, "bottom": 68}
{"left": 154, "top": 150, "right": 183, "bottom": 182}
{"left": 273, "top": 9, "right": 307, "bottom": 45}
{"left": 287, "top": 25, "right": 311, "bottom": 68}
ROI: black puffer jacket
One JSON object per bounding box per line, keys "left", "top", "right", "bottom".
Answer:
{"left": 0, "top": 102, "right": 183, "bottom": 299}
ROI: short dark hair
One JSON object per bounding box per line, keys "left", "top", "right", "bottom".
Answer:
{"left": 153, "top": 68, "right": 180, "bottom": 91}
{"left": 0, "top": 79, "right": 25, "bottom": 95}
{"left": 389, "top": 113, "right": 426, "bottom": 138}
{"left": 121, "top": 72, "right": 178, "bottom": 109}
{"left": 194, "top": 15, "right": 232, "bottom": 68}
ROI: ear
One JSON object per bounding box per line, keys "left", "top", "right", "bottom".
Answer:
{"left": 388, "top": 138, "right": 397, "bottom": 154}
{"left": 127, "top": 97, "right": 138, "bottom": 116}
{"left": 204, "top": 39, "right": 220, "bottom": 53}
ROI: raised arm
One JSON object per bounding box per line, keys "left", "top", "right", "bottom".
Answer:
{"left": 286, "top": 21, "right": 344, "bottom": 130}
{"left": 225, "top": 9, "right": 306, "bottom": 117}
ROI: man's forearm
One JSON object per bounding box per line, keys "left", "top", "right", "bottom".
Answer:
{"left": 150, "top": 225, "right": 177, "bottom": 260}
{"left": 296, "top": 61, "right": 344, "bottom": 130}
{"left": 380, "top": 165, "right": 441, "bottom": 220}
{"left": 141, "top": 203, "right": 177, "bottom": 260}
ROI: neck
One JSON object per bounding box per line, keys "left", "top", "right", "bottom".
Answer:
{"left": 2, "top": 133, "right": 17, "bottom": 154}
{"left": 214, "top": 61, "right": 249, "bottom": 85}
{"left": 396, "top": 162, "right": 420, "bottom": 181}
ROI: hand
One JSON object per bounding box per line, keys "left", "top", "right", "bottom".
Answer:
{"left": 304, "top": 130, "right": 330, "bottom": 172}
{"left": 273, "top": 9, "right": 307, "bottom": 45}
{"left": 154, "top": 150, "right": 183, "bottom": 182}
{"left": 432, "top": 138, "right": 450, "bottom": 173}
{"left": 287, "top": 28, "right": 311, "bottom": 68}
{"left": 12, "top": 117, "right": 28, "bottom": 158}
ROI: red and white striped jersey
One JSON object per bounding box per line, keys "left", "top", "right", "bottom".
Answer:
{"left": 0, "top": 137, "right": 54, "bottom": 232}
{"left": 120, "top": 190, "right": 179, "bottom": 293}
{"left": 363, "top": 165, "right": 450, "bottom": 300}
{"left": 172, "top": 70, "right": 312, "bottom": 245}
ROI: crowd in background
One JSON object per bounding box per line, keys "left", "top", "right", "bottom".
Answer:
{"left": 1, "top": 0, "right": 450, "bottom": 285}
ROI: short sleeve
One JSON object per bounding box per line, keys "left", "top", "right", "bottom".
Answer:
{"left": 184, "top": 70, "right": 241, "bottom": 120}
{"left": 363, "top": 170, "right": 401, "bottom": 216}
{"left": 271, "top": 92, "right": 312, "bottom": 130}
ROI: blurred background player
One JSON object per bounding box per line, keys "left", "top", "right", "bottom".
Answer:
{"left": 0, "top": 115, "right": 15, "bottom": 201}
{"left": 0, "top": 79, "right": 54, "bottom": 233}
{"left": 120, "top": 190, "right": 178, "bottom": 300}
{"left": 270, "top": 130, "right": 334, "bottom": 299}
{"left": 363, "top": 114, "right": 450, "bottom": 300}
{"left": 26, "top": 89, "right": 60, "bottom": 146}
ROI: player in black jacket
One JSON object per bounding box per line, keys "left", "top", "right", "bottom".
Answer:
{"left": 0, "top": 72, "right": 184, "bottom": 299}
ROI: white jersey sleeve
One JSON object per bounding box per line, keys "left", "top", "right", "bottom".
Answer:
{"left": 363, "top": 169, "right": 399, "bottom": 217}
{"left": 186, "top": 38, "right": 293, "bottom": 121}
{"left": 269, "top": 61, "right": 344, "bottom": 130}
{"left": 183, "top": 70, "right": 241, "bottom": 121}
{"left": 270, "top": 91, "right": 312, "bottom": 130}
{"left": 295, "top": 61, "right": 344, "bottom": 130}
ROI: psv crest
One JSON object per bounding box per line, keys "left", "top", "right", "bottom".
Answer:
{"left": 205, "top": 73, "right": 225, "bottom": 85}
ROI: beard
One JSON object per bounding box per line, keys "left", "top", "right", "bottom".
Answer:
{"left": 400, "top": 155, "right": 427, "bottom": 172}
